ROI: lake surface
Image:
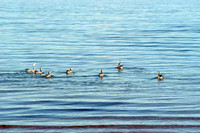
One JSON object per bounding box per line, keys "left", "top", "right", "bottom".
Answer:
{"left": 1, "top": 0, "right": 200, "bottom": 132}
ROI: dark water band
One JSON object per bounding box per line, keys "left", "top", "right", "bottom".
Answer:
{"left": 1, "top": 124, "right": 200, "bottom": 129}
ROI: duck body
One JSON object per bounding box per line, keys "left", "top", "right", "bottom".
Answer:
{"left": 26, "top": 69, "right": 35, "bottom": 73}
{"left": 66, "top": 68, "right": 74, "bottom": 75}
{"left": 117, "top": 60, "right": 123, "bottom": 69}
{"left": 99, "top": 69, "right": 104, "bottom": 77}
{"left": 117, "top": 64, "right": 123, "bottom": 69}
{"left": 25, "top": 63, "right": 36, "bottom": 73}
{"left": 157, "top": 71, "right": 164, "bottom": 80}
{"left": 46, "top": 71, "right": 52, "bottom": 78}
{"left": 35, "top": 67, "right": 42, "bottom": 74}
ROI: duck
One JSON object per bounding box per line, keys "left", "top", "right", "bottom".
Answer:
{"left": 66, "top": 68, "right": 74, "bottom": 75}
{"left": 45, "top": 71, "right": 52, "bottom": 78}
{"left": 117, "top": 60, "right": 123, "bottom": 69}
{"left": 35, "top": 67, "right": 42, "bottom": 74}
{"left": 99, "top": 69, "right": 104, "bottom": 77}
{"left": 157, "top": 71, "right": 164, "bottom": 80}
{"left": 25, "top": 63, "right": 36, "bottom": 73}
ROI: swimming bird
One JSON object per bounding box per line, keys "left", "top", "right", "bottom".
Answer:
{"left": 99, "top": 69, "right": 104, "bottom": 77}
{"left": 35, "top": 67, "right": 42, "bottom": 75}
{"left": 25, "top": 63, "right": 36, "bottom": 73}
{"left": 157, "top": 71, "right": 164, "bottom": 80}
{"left": 117, "top": 60, "right": 123, "bottom": 69}
{"left": 66, "top": 68, "right": 74, "bottom": 75}
{"left": 45, "top": 71, "right": 52, "bottom": 78}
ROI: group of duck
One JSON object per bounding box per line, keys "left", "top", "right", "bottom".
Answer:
{"left": 25, "top": 60, "right": 164, "bottom": 80}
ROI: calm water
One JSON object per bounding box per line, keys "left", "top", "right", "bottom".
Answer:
{"left": 1, "top": 0, "right": 200, "bottom": 132}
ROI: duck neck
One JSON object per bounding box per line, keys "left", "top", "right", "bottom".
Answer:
{"left": 118, "top": 63, "right": 121, "bottom": 67}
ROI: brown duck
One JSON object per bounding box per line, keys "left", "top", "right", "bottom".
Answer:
{"left": 25, "top": 63, "right": 36, "bottom": 73}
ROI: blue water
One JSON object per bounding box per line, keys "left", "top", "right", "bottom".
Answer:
{"left": 1, "top": 0, "right": 200, "bottom": 132}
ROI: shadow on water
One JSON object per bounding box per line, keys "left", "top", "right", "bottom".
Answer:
{"left": 124, "top": 66, "right": 145, "bottom": 72}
